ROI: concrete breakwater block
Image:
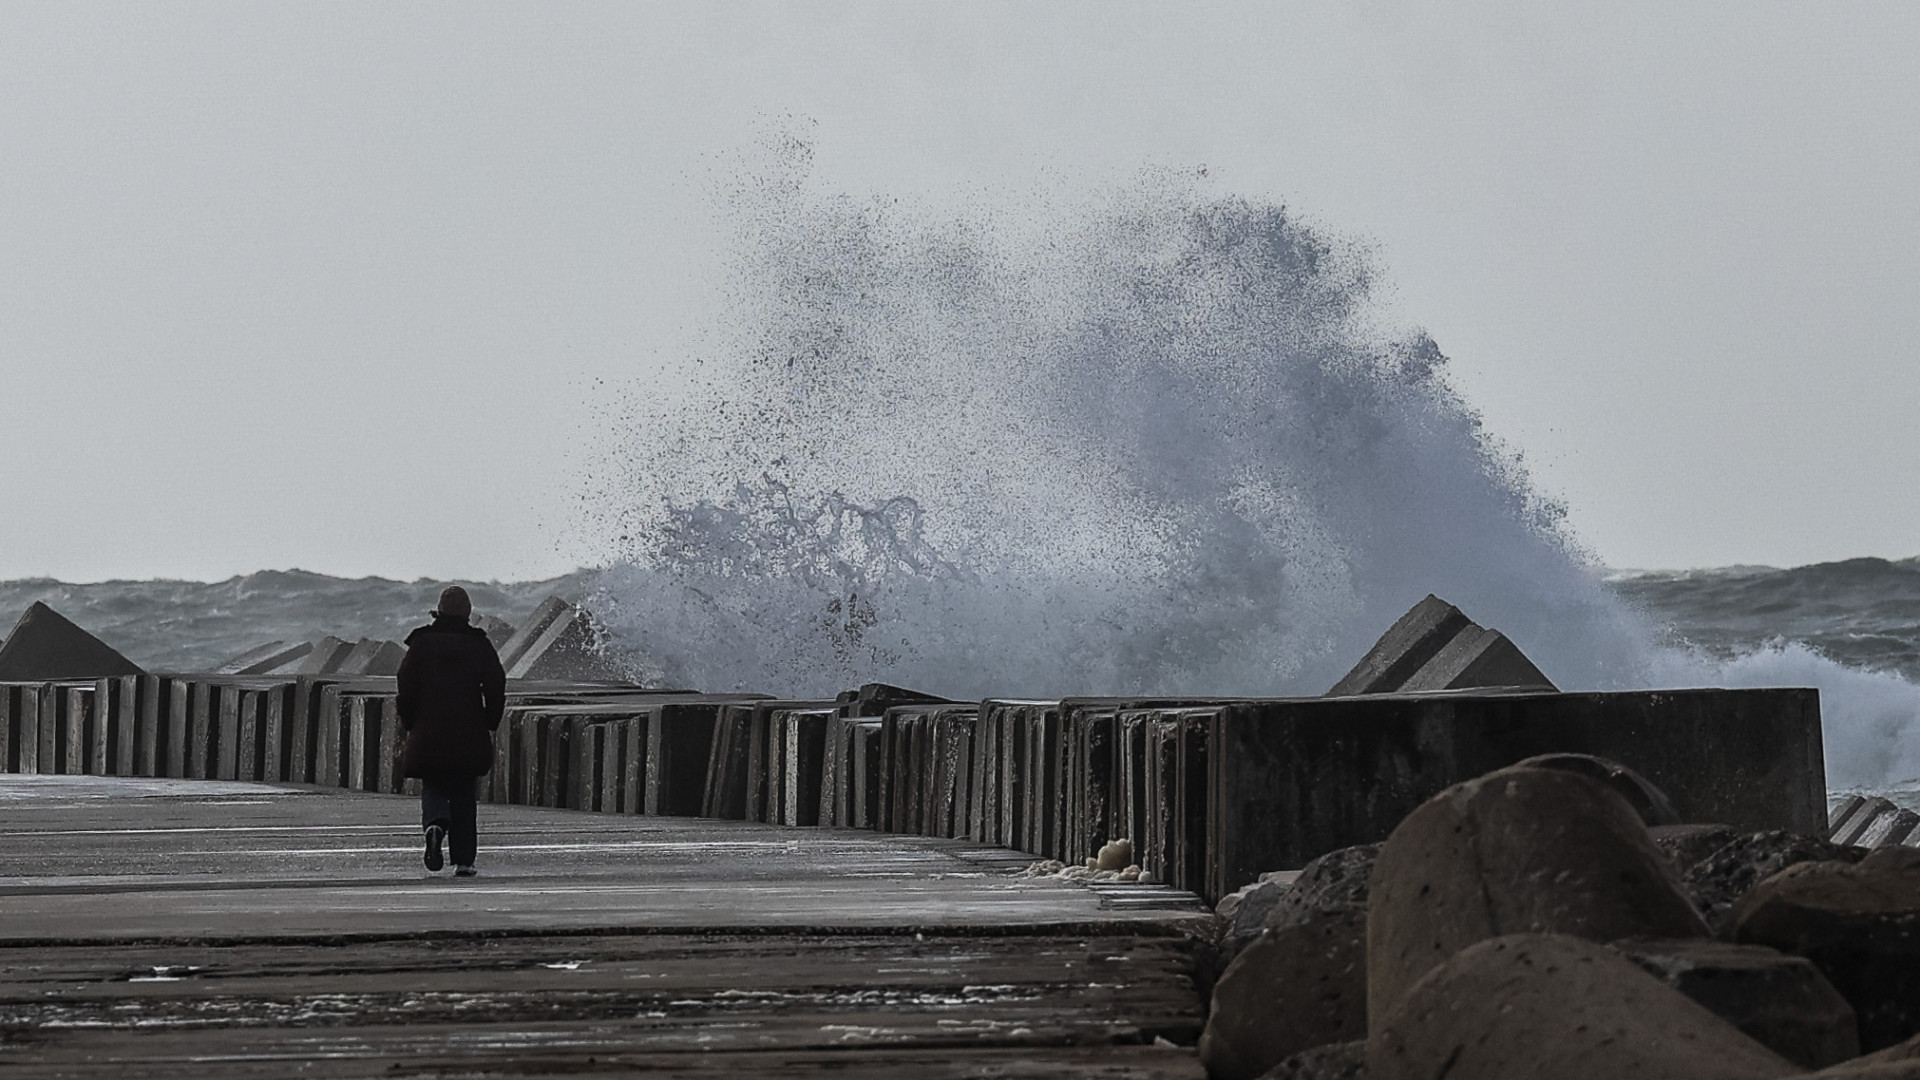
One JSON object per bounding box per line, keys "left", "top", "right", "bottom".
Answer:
{"left": 1326, "top": 594, "right": 1554, "bottom": 696}
{"left": 0, "top": 602, "right": 143, "bottom": 681}
{"left": 1683, "top": 830, "right": 1869, "bottom": 934}
{"left": 498, "top": 596, "right": 624, "bottom": 681}
{"left": 1613, "top": 937, "right": 1860, "bottom": 1068}
{"left": 968, "top": 697, "right": 1225, "bottom": 889}
{"left": 1833, "top": 796, "right": 1920, "bottom": 850}
{"left": 1367, "top": 933, "right": 1800, "bottom": 1080}
{"left": 213, "top": 640, "right": 313, "bottom": 676}
{"left": 1734, "top": 846, "right": 1920, "bottom": 1052}
{"left": 1200, "top": 844, "right": 1377, "bottom": 1079}
{"left": 1206, "top": 687, "right": 1825, "bottom": 900}
{"left": 1363, "top": 765, "right": 1710, "bottom": 1030}
{"left": 293, "top": 636, "right": 356, "bottom": 676}
{"left": 876, "top": 704, "right": 978, "bottom": 838}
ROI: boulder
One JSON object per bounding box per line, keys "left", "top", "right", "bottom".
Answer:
{"left": 1365, "top": 765, "right": 1708, "bottom": 1029}
{"left": 1612, "top": 937, "right": 1859, "bottom": 1067}
{"left": 1201, "top": 846, "right": 1379, "bottom": 1079}
{"left": 1650, "top": 822, "right": 1741, "bottom": 874}
{"left": 1200, "top": 910, "right": 1368, "bottom": 1079}
{"left": 0, "top": 601, "right": 143, "bottom": 680}
{"left": 1368, "top": 933, "right": 1800, "bottom": 1080}
{"left": 1513, "top": 752, "right": 1680, "bottom": 826}
{"left": 1685, "top": 829, "right": 1869, "bottom": 935}
{"left": 1255, "top": 1040, "right": 1366, "bottom": 1079}
{"left": 1734, "top": 846, "right": 1920, "bottom": 1051}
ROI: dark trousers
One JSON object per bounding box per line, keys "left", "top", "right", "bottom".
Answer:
{"left": 421, "top": 776, "right": 478, "bottom": 867}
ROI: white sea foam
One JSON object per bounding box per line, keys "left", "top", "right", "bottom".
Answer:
{"left": 584, "top": 144, "right": 1919, "bottom": 793}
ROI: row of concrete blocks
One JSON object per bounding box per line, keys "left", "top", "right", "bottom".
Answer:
{"left": 1828, "top": 793, "right": 1920, "bottom": 850}
{"left": 0, "top": 675, "right": 698, "bottom": 801}
{"left": 0, "top": 676, "right": 1835, "bottom": 904}
{"left": 684, "top": 687, "right": 1835, "bottom": 902}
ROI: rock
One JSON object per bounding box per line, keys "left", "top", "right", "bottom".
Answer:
{"left": 1216, "top": 876, "right": 1288, "bottom": 927}
{"left": 1512, "top": 752, "right": 1680, "bottom": 826}
{"left": 1255, "top": 1040, "right": 1366, "bottom": 1079}
{"left": 1734, "top": 846, "right": 1920, "bottom": 1051}
{"left": 0, "top": 601, "right": 143, "bottom": 680}
{"left": 1685, "top": 829, "right": 1869, "bottom": 935}
{"left": 1365, "top": 765, "right": 1708, "bottom": 1029}
{"left": 1200, "top": 910, "right": 1368, "bottom": 1079}
{"left": 1368, "top": 933, "right": 1801, "bottom": 1080}
{"left": 1200, "top": 845, "right": 1381, "bottom": 1078}
{"left": 1613, "top": 937, "right": 1859, "bottom": 1067}
{"left": 1650, "top": 822, "right": 1741, "bottom": 874}
{"left": 1095, "top": 837, "right": 1133, "bottom": 871}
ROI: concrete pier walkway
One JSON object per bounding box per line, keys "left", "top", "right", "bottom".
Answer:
{"left": 0, "top": 776, "right": 1209, "bottom": 1077}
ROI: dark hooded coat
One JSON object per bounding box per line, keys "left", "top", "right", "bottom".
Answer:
{"left": 396, "top": 616, "right": 506, "bottom": 779}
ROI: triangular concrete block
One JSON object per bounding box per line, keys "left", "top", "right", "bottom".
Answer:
{"left": 1327, "top": 595, "right": 1554, "bottom": 696}
{"left": 835, "top": 682, "right": 953, "bottom": 718}
{"left": 215, "top": 640, "right": 314, "bottom": 676}
{"left": 1397, "top": 625, "right": 1556, "bottom": 693}
{"left": 293, "top": 636, "right": 355, "bottom": 675}
{"left": 498, "top": 596, "right": 571, "bottom": 673}
{"left": 1326, "top": 595, "right": 1474, "bottom": 696}
{"left": 505, "top": 598, "right": 623, "bottom": 680}
{"left": 0, "top": 602, "right": 144, "bottom": 680}
{"left": 475, "top": 614, "right": 516, "bottom": 652}
{"left": 363, "top": 640, "right": 407, "bottom": 677}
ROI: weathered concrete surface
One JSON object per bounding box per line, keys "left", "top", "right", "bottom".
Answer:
{"left": 0, "top": 602, "right": 143, "bottom": 681}
{"left": 0, "top": 775, "right": 1209, "bottom": 1078}
{"left": 1206, "top": 688, "right": 1826, "bottom": 897}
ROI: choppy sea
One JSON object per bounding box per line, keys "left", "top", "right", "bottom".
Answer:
{"left": 1, "top": 560, "right": 1915, "bottom": 814}
{"left": 11, "top": 560, "right": 1920, "bottom": 689}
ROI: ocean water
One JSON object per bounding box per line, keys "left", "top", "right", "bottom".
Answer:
{"left": 0, "top": 571, "right": 590, "bottom": 675}
{"left": 1, "top": 560, "right": 1913, "bottom": 802}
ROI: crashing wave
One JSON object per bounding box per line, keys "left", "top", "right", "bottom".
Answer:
{"left": 583, "top": 141, "right": 1920, "bottom": 792}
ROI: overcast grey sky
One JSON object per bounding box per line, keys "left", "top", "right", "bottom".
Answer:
{"left": 2, "top": 2, "right": 1915, "bottom": 582}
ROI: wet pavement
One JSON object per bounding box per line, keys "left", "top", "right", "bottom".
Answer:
{"left": 0, "top": 775, "right": 1209, "bottom": 1077}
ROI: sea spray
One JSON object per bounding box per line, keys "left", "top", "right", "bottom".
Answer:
{"left": 584, "top": 148, "right": 1920, "bottom": 792}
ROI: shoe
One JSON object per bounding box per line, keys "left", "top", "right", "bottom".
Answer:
{"left": 454, "top": 864, "right": 477, "bottom": 877}
{"left": 424, "top": 824, "right": 446, "bottom": 872}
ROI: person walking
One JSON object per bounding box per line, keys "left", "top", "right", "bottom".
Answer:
{"left": 396, "top": 585, "right": 506, "bottom": 877}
